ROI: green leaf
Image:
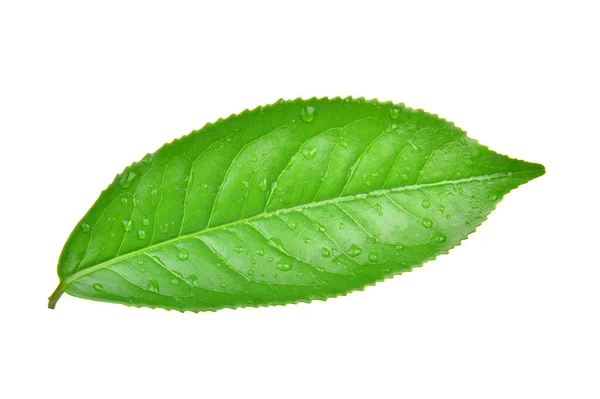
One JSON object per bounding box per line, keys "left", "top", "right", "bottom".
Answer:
{"left": 48, "top": 97, "right": 544, "bottom": 312}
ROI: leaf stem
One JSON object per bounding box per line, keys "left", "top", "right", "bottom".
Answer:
{"left": 48, "top": 284, "right": 64, "bottom": 309}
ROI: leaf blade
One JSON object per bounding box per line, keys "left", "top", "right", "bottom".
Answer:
{"left": 50, "top": 97, "right": 544, "bottom": 311}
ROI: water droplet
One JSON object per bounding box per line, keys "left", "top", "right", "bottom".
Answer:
{"left": 171, "top": 278, "right": 179, "bottom": 285}
{"left": 433, "top": 232, "right": 447, "bottom": 243}
{"left": 188, "top": 275, "right": 199, "bottom": 285}
{"left": 422, "top": 199, "right": 431, "bottom": 209}
{"left": 302, "top": 147, "right": 318, "bottom": 159}
{"left": 275, "top": 259, "right": 292, "bottom": 271}
{"left": 300, "top": 105, "right": 316, "bottom": 122}
{"left": 137, "top": 260, "right": 144, "bottom": 265}
{"left": 287, "top": 220, "right": 297, "bottom": 230}
{"left": 118, "top": 170, "right": 137, "bottom": 189}
{"left": 389, "top": 107, "right": 401, "bottom": 120}
{"left": 159, "top": 223, "right": 171, "bottom": 233}
{"left": 251, "top": 156, "right": 257, "bottom": 163}
{"left": 236, "top": 163, "right": 243, "bottom": 169}
{"left": 79, "top": 222, "right": 91, "bottom": 233}
{"left": 142, "top": 218, "right": 150, "bottom": 226}
{"left": 401, "top": 261, "right": 408, "bottom": 267}
{"left": 220, "top": 282, "right": 227, "bottom": 288}
{"left": 233, "top": 246, "right": 243, "bottom": 254}
{"left": 349, "top": 244, "right": 363, "bottom": 257}
{"left": 410, "top": 141, "right": 419, "bottom": 151}
{"left": 120, "top": 196, "right": 129, "bottom": 206}
{"left": 177, "top": 249, "right": 189, "bottom": 261}
{"left": 148, "top": 279, "right": 159, "bottom": 292}
{"left": 369, "top": 252, "right": 379, "bottom": 263}
{"left": 315, "top": 223, "right": 326, "bottom": 233}
{"left": 137, "top": 229, "right": 147, "bottom": 239}
{"left": 401, "top": 173, "right": 408, "bottom": 181}
{"left": 250, "top": 259, "right": 257, "bottom": 264}
{"left": 321, "top": 247, "right": 331, "bottom": 257}
{"left": 255, "top": 248, "right": 265, "bottom": 256}
{"left": 375, "top": 203, "right": 383, "bottom": 216}
{"left": 269, "top": 237, "right": 284, "bottom": 251}
{"left": 394, "top": 244, "right": 404, "bottom": 256}
{"left": 492, "top": 195, "right": 499, "bottom": 201}
{"left": 259, "top": 178, "right": 268, "bottom": 192}
{"left": 92, "top": 283, "right": 103, "bottom": 291}
{"left": 122, "top": 220, "right": 133, "bottom": 232}
{"left": 303, "top": 237, "right": 311, "bottom": 243}
{"left": 248, "top": 269, "right": 255, "bottom": 276}
{"left": 438, "top": 205, "right": 445, "bottom": 212}
{"left": 267, "top": 256, "right": 273, "bottom": 262}
{"left": 446, "top": 214, "right": 452, "bottom": 219}
{"left": 382, "top": 268, "right": 391, "bottom": 273}
{"left": 422, "top": 218, "right": 433, "bottom": 228}
{"left": 151, "top": 188, "right": 158, "bottom": 196}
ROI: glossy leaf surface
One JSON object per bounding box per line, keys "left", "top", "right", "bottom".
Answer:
{"left": 49, "top": 98, "right": 544, "bottom": 311}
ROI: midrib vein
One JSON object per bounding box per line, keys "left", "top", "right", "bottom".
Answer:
{"left": 62, "top": 171, "right": 530, "bottom": 287}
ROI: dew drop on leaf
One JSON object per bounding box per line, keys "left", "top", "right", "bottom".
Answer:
{"left": 422, "top": 218, "right": 433, "bottom": 228}
{"left": 177, "top": 249, "right": 189, "bottom": 261}
{"left": 300, "top": 105, "right": 315, "bottom": 122}
{"left": 159, "top": 223, "right": 171, "bottom": 233}
{"left": 171, "top": 279, "right": 179, "bottom": 285}
{"left": 233, "top": 246, "right": 243, "bottom": 254}
{"left": 118, "top": 170, "right": 137, "bottom": 189}
{"left": 255, "top": 248, "right": 264, "bottom": 256}
{"left": 92, "top": 283, "right": 103, "bottom": 291}
{"left": 368, "top": 252, "right": 379, "bottom": 263}
{"left": 137, "top": 229, "right": 147, "bottom": 239}
{"left": 79, "top": 222, "right": 91, "bottom": 233}
{"left": 269, "top": 237, "right": 284, "bottom": 251}
{"left": 433, "top": 232, "right": 447, "bottom": 243}
{"left": 401, "top": 173, "right": 408, "bottom": 181}
{"left": 303, "top": 237, "right": 311, "bottom": 243}
{"left": 275, "top": 260, "right": 292, "bottom": 271}
{"left": 375, "top": 203, "right": 383, "bottom": 215}
{"left": 389, "top": 107, "right": 401, "bottom": 120}
{"left": 147, "top": 279, "right": 159, "bottom": 293}
{"left": 142, "top": 218, "right": 150, "bottom": 226}
{"left": 438, "top": 205, "right": 445, "bottom": 212}
{"left": 339, "top": 222, "right": 345, "bottom": 229}
{"left": 302, "top": 147, "right": 318, "bottom": 159}
{"left": 248, "top": 269, "right": 254, "bottom": 276}
{"left": 349, "top": 244, "right": 363, "bottom": 257}
{"left": 259, "top": 178, "right": 268, "bottom": 192}
{"left": 120, "top": 196, "right": 129, "bottom": 206}
{"left": 321, "top": 247, "right": 331, "bottom": 257}
{"left": 288, "top": 220, "right": 297, "bottom": 230}
{"left": 422, "top": 199, "right": 431, "bottom": 209}
{"left": 122, "top": 220, "right": 133, "bottom": 232}
{"left": 220, "top": 282, "right": 227, "bottom": 288}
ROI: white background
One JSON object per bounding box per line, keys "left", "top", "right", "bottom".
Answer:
{"left": 1, "top": 1, "right": 598, "bottom": 398}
